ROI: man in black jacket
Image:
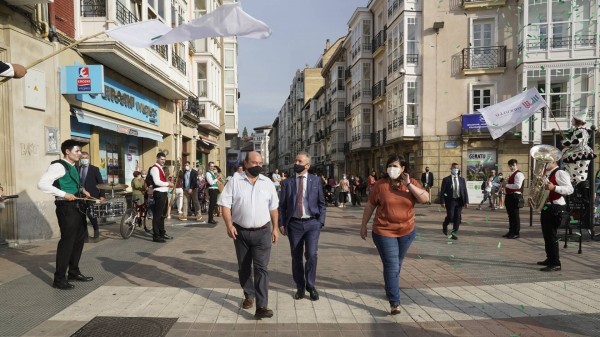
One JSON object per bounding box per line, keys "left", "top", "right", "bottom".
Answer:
{"left": 179, "top": 161, "right": 203, "bottom": 221}
{"left": 420, "top": 166, "right": 434, "bottom": 204}
{"left": 79, "top": 152, "right": 105, "bottom": 239}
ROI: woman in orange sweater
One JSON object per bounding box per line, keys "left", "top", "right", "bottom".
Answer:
{"left": 360, "top": 155, "right": 429, "bottom": 315}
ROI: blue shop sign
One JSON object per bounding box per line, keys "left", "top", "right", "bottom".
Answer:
{"left": 76, "top": 77, "right": 159, "bottom": 126}
{"left": 462, "top": 113, "right": 488, "bottom": 131}
{"left": 61, "top": 65, "right": 104, "bottom": 94}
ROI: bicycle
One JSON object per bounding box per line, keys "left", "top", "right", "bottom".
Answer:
{"left": 120, "top": 198, "right": 151, "bottom": 239}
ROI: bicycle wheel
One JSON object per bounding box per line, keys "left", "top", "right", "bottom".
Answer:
{"left": 120, "top": 208, "right": 136, "bottom": 239}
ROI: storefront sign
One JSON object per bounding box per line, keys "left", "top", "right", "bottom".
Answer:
{"left": 76, "top": 77, "right": 159, "bottom": 126}
{"left": 61, "top": 65, "right": 104, "bottom": 94}
{"left": 116, "top": 125, "right": 139, "bottom": 136}
{"left": 444, "top": 141, "right": 459, "bottom": 148}
{"left": 462, "top": 113, "right": 488, "bottom": 131}
{"left": 466, "top": 149, "right": 497, "bottom": 204}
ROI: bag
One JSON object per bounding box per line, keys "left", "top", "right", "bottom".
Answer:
{"left": 217, "top": 180, "right": 224, "bottom": 193}
{"left": 145, "top": 166, "right": 155, "bottom": 187}
{"left": 516, "top": 193, "right": 525, "bottom": 208}
{"left": 481, "top": 180, "right": 486, "bottom": 190}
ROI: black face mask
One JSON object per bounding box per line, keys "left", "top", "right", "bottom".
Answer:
{"left": 294, "top": 164, "right": 306, "bottom": 173}
{"left": 246, "top": 166, "right": 264, "bottom": 177}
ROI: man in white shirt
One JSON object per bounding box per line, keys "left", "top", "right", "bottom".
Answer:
{"left": 206, "top": 161, "right": 219, "bottom": 224}
{"left": 37, "top": 139, "right": 94, "bottom": 290}
{"left": 0, "top": 61, "right": 27, "bottom": 78}
{"left": 218, "top": 151, "right": 279, "bottom": 319}
{"left": 148, "top": 152, "right": 175, "bottom": 242}
{"left": 538, "top": 160, "right": 573, "bottom": 272}
{"left": 502, "top": 159, "right": 525, "bottom": 239}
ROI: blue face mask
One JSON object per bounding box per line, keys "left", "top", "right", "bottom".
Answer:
{"left": 451, "top": 169, "right": 459, "bottom": 175}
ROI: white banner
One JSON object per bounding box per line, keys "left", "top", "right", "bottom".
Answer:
{"left": 478, "top": 88, "right": 547, "bottom": 140}
{"left": 105, "top": 3, "right": 271, "bottom": 48}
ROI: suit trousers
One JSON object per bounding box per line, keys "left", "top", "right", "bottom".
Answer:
{"left": 152, "top": 191, "right": 168, "bottom": 239}
{"left": 541, "top": 204, "right": 567, "bottom": 266}
{"left": 233, "top": 225, "right": 272, "bottom": 308}
{"left": 287, "top": 218, "right": 321, "bottom": 290}
{"left": 84, "top": 200, "right": 99, "bottom": 231}
{"left": 182, "top": 188, "right": 201, "bottom": 216}
{"left": 443, "top": 198, "right": 463, "bottom": 232}
{"left": 208, "top": 188, "right": 219, "bottom": 221}
{"left": 54, "top": 201, "right": 87, "bottom": 282}
{"left": 505, "top": 194, "right": 521, "bottom": 235}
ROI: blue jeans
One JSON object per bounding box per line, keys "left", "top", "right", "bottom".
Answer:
{"left": 372, "top": 228, "right": 416, "bottom": 306}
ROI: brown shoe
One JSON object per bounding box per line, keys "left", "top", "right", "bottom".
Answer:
{"left": 254, "top": 307, "right": 273, "bottom": 319}
{"left": 195, "top": 214, "right": 204, "bottom": 221}
{"left": 242, "top": 298, "right": 254, "bottom": 309}
{"left": 179, "top": 216, "right": 188, "bottom": 221}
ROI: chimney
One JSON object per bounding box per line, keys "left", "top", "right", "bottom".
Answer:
{"left": 325, "top": 39, "right": 331, "bottom": 50}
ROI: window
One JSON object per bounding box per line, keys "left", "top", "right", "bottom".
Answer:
{"left": 407, "top": 81, "right": 418, "bottom": 125}
{"left": 407, "top": 17, "right": 419, "bottom": 64}
{"left": 225, "top": 89, "right": 235, "bottom": 114}
{"left": 197, "top": 63, "right": 207, "bottom": 97}
{"left": 472, "top": 86, "right": 493, "bottom": 112}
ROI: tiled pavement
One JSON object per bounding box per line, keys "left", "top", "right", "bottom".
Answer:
{"left": 1, "top": 204, "right": 600, "bottom": 337}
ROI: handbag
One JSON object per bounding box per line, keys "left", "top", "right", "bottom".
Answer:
{"left": 516, "top": 193, "right": 525, "bottom": 208}
{"left": 217, "top": 180, "right": 225, "bottom": 193}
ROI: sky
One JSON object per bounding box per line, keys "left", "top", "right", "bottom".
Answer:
{"left": 237, "top": 0, "right": 366, "bottom": 136}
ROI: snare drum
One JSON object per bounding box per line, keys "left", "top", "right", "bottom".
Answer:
{"left": 90, "top": 201, "right": 125, "bottom": 218}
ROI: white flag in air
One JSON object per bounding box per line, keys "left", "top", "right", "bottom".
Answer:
{"left": 478, "top": 88, "right": 547, "bottom": 140}
{"left": 105, "top": 3, "right": 271, "bottom": 48}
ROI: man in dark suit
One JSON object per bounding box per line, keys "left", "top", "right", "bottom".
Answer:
{"left": 79, "top": 152, "right": 105, "bottom": 239}
{"left": 178, "top": 161, "right": 203, "bottom": 221}
{"left": 440, "top": 162, "right": 468, "bottom": 240}
{"left": 279, "top": 152, "right": 326, "bottom": 301}
{"left": 420, "top": 166, "right": 434, "bottom": 204}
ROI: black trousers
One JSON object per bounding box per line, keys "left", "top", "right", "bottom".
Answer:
{"left": 233, "top": 224, "right": 272, "bottom": 308}
{"left": 541, "top": 204, "right": 568, "bottom": 266}
{"left": 84, "top": 200, "right": 99, "bottom": 232}
{"left": 443, "top": 197, "right": 463, "bottom": 232}
{"left": 152, "top": 191, "right": 168, "bottom": 239}
{"left": 208, "top": 188, "right": 219, "bottom": 221}
{"left": 505, "top": 194, "right": 521, "bottom": 235}
{"left": 54, "top": 201, "right": 87, "bottom": 282}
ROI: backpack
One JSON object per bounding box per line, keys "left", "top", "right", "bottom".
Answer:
{"left": 145, "top": 166, "right": 155, "bottom": 187}
{"left": 481, "top": 180, "right": 486, "bottom": 190}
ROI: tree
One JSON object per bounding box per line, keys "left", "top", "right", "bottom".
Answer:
{"left": 242, "top": 127, "right": 248, "bottom": 138}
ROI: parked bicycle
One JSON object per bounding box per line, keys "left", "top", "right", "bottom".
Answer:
{"left": 120, "top": 198, "right": 151, "bottom": 239}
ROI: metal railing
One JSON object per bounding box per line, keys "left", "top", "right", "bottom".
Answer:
{"left": 345, "top": 68, "right": 352, "bottom": 80}
{"left": 81, "top": 0, "right": 106, "bottom": 17}
{"left": 183, "top": 96, "right": 202, "bottom": 119}
{"left": 525, "top": 35, "right": 597, "bottom": 50}
{"left": 407, "top": 53, "right": 419, "bottom": 64}
{"left": 116, "top": 1, "right": 138, "bottom": 25}
{"left": 372, "top": 78, "right": 387, "bottom": 100}
{"left": 372, "top": 28, "right": 387, "bottom": 52}
{"left": 172, "top": 49, "right": 186, "bottom": 74}
{"left": 151, "top": 45, "right": 168, "bottom": 60}
{"left": 461, "top": 46, "right": 506, "bottom": 70}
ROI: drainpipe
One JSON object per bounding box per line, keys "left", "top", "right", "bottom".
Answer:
{"left": 36, "top": 4, "right": 49, "bottom": 39}
{"left": 47, "top": 2, "right": 59, "bottom": 42}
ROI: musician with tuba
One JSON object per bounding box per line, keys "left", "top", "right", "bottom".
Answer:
{"left": 531, "top": 146, "right": 574, "bottom": 272}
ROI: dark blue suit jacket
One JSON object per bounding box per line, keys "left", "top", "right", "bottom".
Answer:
{"left": 440, "top": 175, "right": 469, "bottom": 206}
{"left": 79, "top": 165, "right": 105, "bottom": 198}
{"left": 279, "top": 174, "right": 327, "bottom": 227}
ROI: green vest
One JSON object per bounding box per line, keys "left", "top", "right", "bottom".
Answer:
{"left": 54, "top": 160, "right": 80, "bottom": 195}
{"left": 208, "top": 171, "right": 218, "bottom": 188}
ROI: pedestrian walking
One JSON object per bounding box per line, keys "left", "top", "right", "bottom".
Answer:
{"left": 218, "top": 151, "right": 280, "bottom": 319}
{"left": 420, "top": 166, "right": 434, "bottom": 204}
{"left": 78, "top": 151, "right": 105, "bottom": 239}
{"left": 440, "top": 163, "right": 469, "bottom": 240}
{"left": 477, "top": 174, "right": 494, "bottom": 210}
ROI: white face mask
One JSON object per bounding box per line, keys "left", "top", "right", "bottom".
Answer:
{"left": 387, "top": 167, "right": 402, "bottom": 180}
{"left": 141, "top": 175, "right": 146, "bottom": 179}
{"left": 80, "top": 159, "right": 90, "bottom": 166}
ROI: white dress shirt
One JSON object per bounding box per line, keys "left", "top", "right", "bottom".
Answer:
{"left": 545, "top": 168, "right": 574, "bottom": 205}
{"left": 206, "top": 171, "right": 219, "bottom": 189}
{"left": 217, "top": 172, "right": 279, "bottom": 228}
{"left": 295, "top": 173, "right": 312, "bottom": 218}
{"left": 150, "top": 164, "right": 169, "bottom": 192}
{"left": 37, "top": 160, "right": 76, "bottom": 197}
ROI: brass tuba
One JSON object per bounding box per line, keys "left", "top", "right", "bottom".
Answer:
{"left": 528, "top": 144, "right": 562, "bottom": 211}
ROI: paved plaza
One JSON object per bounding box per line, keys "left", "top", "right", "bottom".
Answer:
{"left": 1, "top": 204, "right": 600, "bottom": 337}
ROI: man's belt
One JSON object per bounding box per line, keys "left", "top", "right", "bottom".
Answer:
{"left": 233, "top": 223, "right": 268, "bottom": 231}
{"left": 291, "top": 216, "right": 315, "bottom": 221}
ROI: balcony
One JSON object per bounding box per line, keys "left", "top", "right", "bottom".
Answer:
{"left": 181, "top": 96, "right": 201, "bottom": 127}
{"left": 372, "top": 27, "right": 387, "bottom": 57}
{"left": 345, "top": 68, "right": 352, "bottom": 81}
{"left": 224, "top": 114, "right": 238, "bottom": 135}
{"left": 461, "top": 0, "right": 506, "bottom": 10}
{"left": 372, "top": 78, "right": 387, "bottom": 103}
{"left": 351, "top": 133, "right": 371, "bottom": 150}
{"left": 172, "top": 50, "right": 186, "bottom": 75}
{"left": 345, "top": 104, "right": 351, "bottom": 119}
{"left": 523, "top": 35, "right": 597, "bottom": 52}
{"left": 461, "top": 46, "right": 506, "bottom": 76}
{"left": 371, "top": 129, "right": 387, "bottom": 147}
{"left": 407, "top": 54, "right": 419, "bottom": 65}
{"left": 115, "top": 1, "right": 137, "bottom": 25}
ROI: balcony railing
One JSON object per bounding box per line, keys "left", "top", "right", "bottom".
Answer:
{"left": 525, "top": 35, "right": 597, "bottom": 50}
{"left": 461, "top": 46, "right": 506, "bottom": 70}
{"left": 116, "top": 1, "right": 138, "bottom": 25}
{"left": 345, "top": 104, "right": 351, "bottom": 118}
{"left": 151, "top": 44, "right": 168, "bottom": 60}
{"left": 183, "top": 96, "right": 202, "bottom": 119}
{"left": 81, "top": 0, "right": 106, "bottom": 17}
{"left": 372, "top": 78, "right": 387, "bottom": 100}
{"left": 372, "top": 27, "right": 387, "bottom": 52}
{"left": 407, "top": 53, "right": 419, "bottom": 64}
{"left": 387, "top": 117, "right": 403, "bottom": 131}
{"left": 345, "top": 68, "right": 352, "bottom": 80}
{"left": 172, "top": 50, "right": 186, "bottom": 74}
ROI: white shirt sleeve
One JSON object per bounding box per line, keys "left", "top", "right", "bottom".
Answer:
{"left": 217, "top": 177, "right": 234, "bottom": 208}
{"left": 0, "top": 62, "right": 14, "bottom": 77}
{"left": 268, "top": 182, "right": 279, "bottom": 211}
{"left": 150, "top": 166, "right": 169, "bottom": 187}
{"left": 37, "top": 163, "right": 67, "bottom": 197}
{"left": 206, "top": 171, "right": 217, "bottom": 185}
{"left": 554, "top": 170, "right": 574, "bottom": 196}
{"left": 505, "top": 172, "right": 525, "bottom": 190}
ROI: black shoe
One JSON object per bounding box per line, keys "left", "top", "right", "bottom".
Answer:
{"left": 502, "top": 232, "right": 511, "bottom": 238}
{"left": 208, "top": 220, "right": 218, "bottom": 225}
{"left": 93, "top": 230, "right": 100, "bottom": 239}
{"left": 162, "top": 234, "right": 173, "bottom": 240}
{"left": 306, "top": 287, "right": 319, "bottom": 301}
{"left": 294, "top": 289, "right": 305, "bottom": 300}
{"left": 442, "top": 224, "right": 448, "bottom": 236}
{"left": 254, "top": 307, "right": 274, "bottom": 319}
{"left": 144, "top": 227, "right": 151, "bottom": 233}
{"left": 67, "top": 273, "right": 93, "bottom": 282}
{"left": 52, "top": 280, "right": 75, "bottom": 290}
{"left": 507, "top": 234, "right": 520, "bottom": 239}
{"left": 450, "top": 231, "right": 458, "bottom": 240}
{"left": 153, "top": 237, "right": 166, "bottom": 243}
{"left": 540, "top": 265, "right": 561, "bottom": 272}
{"left": 537, "top": 260, "right": 550, "bottom": 266}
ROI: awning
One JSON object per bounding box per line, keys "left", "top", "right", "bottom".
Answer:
{"left": 72, "top": 108, "right": 164, "bottom": 142}
{"left": 199, "top": 137, "right": 218, "bottom": 147}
